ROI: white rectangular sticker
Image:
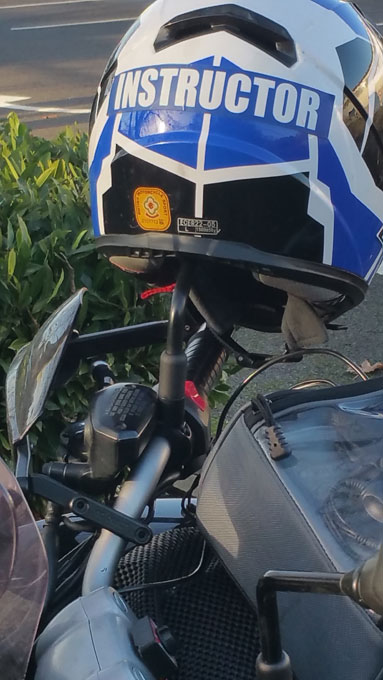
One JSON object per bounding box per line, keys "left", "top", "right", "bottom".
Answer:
{"left": 177, "top": 217, "right": 220, "bottom": 236}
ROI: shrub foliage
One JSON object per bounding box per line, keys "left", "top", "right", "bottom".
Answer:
{"left": 0, "top": 114, "right": 169, "bottom": 461}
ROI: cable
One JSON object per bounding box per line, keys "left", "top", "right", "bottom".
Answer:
{"left": 57, "top": 535, "right": 95, "bottom": 583}
{"left": 151, "top": 472, "right": 181, "bottom": 500}
{"left": 45, "top": 560, "right": 89, "bottom": 625}
{"left": 290, "top": 378, "right": 337, "bottom": 390}
{"left": 181, "top": 474, "right": 199, "bottom": 519}
{"left": 117, "top": 541, "right": 207, "bottom": 594}
{"left": 215, "top": 347, "right": 368, "bottom": 441}
{"left": 55, "top": 560, "right": 88, "bottom": 601}
{"left": 40, "top": 540, "right": 95, "bottom": 628}
{"left": 42, "top": 502, "right": 61, "bottom": 611}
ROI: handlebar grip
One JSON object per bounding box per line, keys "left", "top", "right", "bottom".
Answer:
{"left": 185, "top": 327, "right": 227, "bottom": 396}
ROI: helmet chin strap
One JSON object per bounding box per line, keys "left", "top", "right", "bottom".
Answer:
{"left": 281, "top": 294, "right": 328, "bottom": 350}
{"left": 257, "top": 273, "right": 331, "bottom": 350}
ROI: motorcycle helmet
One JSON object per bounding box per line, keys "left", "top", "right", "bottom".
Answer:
{"left": 89, "top": 0, "right": 383, "bottom": 341}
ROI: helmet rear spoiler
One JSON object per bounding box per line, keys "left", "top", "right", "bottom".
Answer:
{"left": 154, "top": 4, "right": 297, "bottom": 67}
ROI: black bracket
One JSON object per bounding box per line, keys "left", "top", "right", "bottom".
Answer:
{"left": 19, "top": 473, "right": 152, "bottom": 546}
{"left": 255, "top": 569, "right": 342, "bottom": 679}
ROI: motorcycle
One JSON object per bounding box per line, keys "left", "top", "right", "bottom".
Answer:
{"left": 3, "top": 266, "right": 383, "bottom": 680}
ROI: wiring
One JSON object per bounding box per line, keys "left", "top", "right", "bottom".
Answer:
{"left": 215, "top": 347, "right": 368, "bottom": 441}
{"left": 118, "top": 541, "right": 207, "bottom": 594}
{"left": 57, "top": 535, "right": 95, "bottom": 583}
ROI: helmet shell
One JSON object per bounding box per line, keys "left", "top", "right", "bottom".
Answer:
{"left": 89, "top": 0, "right": 383, "bottom": 325}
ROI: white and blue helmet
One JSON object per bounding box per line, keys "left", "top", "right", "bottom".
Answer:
{"left": 89, "top": 0, "right": 383, "bottom": 334}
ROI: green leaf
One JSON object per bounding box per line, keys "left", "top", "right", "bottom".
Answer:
{"left": 8, "top": 337, "right": 28, "bottom": 351}
{"left": 72, "top": 228, "right": 88, "bottom": 250}
{"left": 17, "top": 215, "right": 32, "bottom": 246}
{"left": 8, "top": 112, "right": 20, "bottom": 148}
{"left": 35, "top": 160, "right": 59, "bottom": 188}
{"left": 44, "top": 400, "right": 61, "bottom": 412}
{"left": 0, "top": 432, "right": 11, "bottom": 452}
{"left": 6, "top": 220, "right": 14, "bottom": 249}
{"left": 32, "top": 264, "right": 54, "bottom": 313}
{"left": 47, "top": 269, "right": 65, "bottom": 302}
{"left": 7, "top": 249, "right": 16, "bottom": 277}
{"left": 3, "top": 155, "right": 19, "bottom": 181}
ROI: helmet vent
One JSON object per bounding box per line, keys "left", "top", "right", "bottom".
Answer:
{"left": 154, "top": 4, "right": 297, "bottom": 67}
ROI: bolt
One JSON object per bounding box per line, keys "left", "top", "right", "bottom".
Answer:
{"left": 74, "top": 498, "right": 89, "bottom": 512}
{"left": 136, "top": 528, "right": 148, "bottom": 543}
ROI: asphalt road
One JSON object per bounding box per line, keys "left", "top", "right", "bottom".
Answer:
{"left": 0, "top": 0, "right": 382, "bottom": 136}
{"left": 358, "top": 0, "right": 382, "bottom": 23}
{"left": 0, "top": 0, "right": 149, "bottom": 136}
{"left": 1, "top": 0, "right": 383, "bottom": 402}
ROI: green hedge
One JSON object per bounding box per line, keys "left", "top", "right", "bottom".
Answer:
{"left": 0, "top": 114, "right": 230, "bottom": 464}
{"left": 0, "top": 113, "right": 170, "bottom": 462}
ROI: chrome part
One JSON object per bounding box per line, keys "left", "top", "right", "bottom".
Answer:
{"left": 82, "top": 436, "right": 171, "bottom": 594}
{"left": 291, "top": 379, "right": 337, "bottom": 390}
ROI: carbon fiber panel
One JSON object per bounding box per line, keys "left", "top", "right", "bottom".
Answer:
{"left": 115, "top": 526, "right": 259, "bottom": 680}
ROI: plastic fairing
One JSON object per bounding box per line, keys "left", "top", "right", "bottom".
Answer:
{"left": 0, "top": 458, "right": 48, "bottom": 679}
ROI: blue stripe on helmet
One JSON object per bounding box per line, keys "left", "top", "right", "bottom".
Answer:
{"left": 89, "top": 116, "right": 115, "bottom": 236}
{"left": 118, "top": 110, "right": 203, "bottom": 169}
{"left": 205, "top": 116, "right": 310, "bottom": 170}
{"left": 317, "top": 139, "right": 381, "bottom": 277}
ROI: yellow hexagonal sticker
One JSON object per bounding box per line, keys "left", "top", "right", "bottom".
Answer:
{"left": 133, "top": 187, "right": 171, "bottom": 231}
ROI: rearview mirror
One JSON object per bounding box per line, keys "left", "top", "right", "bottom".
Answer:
{"left": 6, "top": 289, "right": 86, "bottom": 445}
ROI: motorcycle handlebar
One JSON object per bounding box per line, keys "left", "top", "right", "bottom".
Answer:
{"left": 82, "top": 436, "right": 171, "bottom": 594}
{"left": 83, "top": 328, "right": 228, "bottom": 594}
